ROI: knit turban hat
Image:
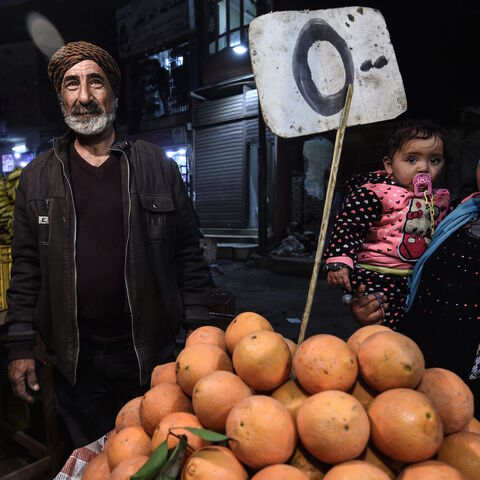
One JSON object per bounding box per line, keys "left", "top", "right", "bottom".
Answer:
{"left": 47, "top": 41, "right": 121, "bottom": 97}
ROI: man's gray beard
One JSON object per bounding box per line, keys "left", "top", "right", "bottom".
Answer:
{"left": 60, "top": 100, "right": 116, "bottom": 136}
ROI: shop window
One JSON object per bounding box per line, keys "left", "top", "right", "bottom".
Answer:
{"left": 208, "top": 0, "right": 259, "bottom": 55}
{"left": 2, "top": 147, "right": 35, "bottom": 175}
{"left": 126, "top": 42, "right": 191, "bottom": 130}
{"left": 164, "top": 147, "right": 191, "bottom": 196}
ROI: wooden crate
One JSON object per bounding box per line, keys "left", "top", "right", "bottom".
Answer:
{"left": 0, "top": 245, "right": 12, "bottom": 311}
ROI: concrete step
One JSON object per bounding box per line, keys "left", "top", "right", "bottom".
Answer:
{"left": 201, "top": 227, "right": 273, "bottom": 245}
{"left": 217, "top": 242, "right": 258, "bottom": 261}
{"left": 201, "top": 228, "right": 257, "bottom": 244}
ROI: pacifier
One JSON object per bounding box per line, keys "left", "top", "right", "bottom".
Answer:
{"left": 413, "top": 173, "right": 432, "bottom": 197}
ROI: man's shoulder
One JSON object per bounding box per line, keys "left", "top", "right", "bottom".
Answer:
{"left": 22, "top": 148, "right": 55, "bottom": 175}
{"left": 130, "top": 138, "right": 167, "bottom": 158}
{"left": 128, "top": 139, "right": 177, "bottom": 172}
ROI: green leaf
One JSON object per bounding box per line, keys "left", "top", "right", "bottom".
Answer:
{"left": 155, "top": 436, "right": 188, "bottom": 480}
{"left": 182, "top": 427, "right": 230, "bottom": 442}
{"left": 131, "top": 440, "right": 168, "bottom": 480}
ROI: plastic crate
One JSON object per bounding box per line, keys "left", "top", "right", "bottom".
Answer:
{"left": 0, "top": 245, "right": 11, "bottom": 311}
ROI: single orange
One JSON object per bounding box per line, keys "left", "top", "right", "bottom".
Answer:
{"left": 106, "top": 425, "right": 152, "bottom": 471}
{"left": 224, "top": 311, "right": 273, "bottom": 354}
{"left": 181, "top": 445, "right": 248, "bottom": 480}
{"left": 324, "top": 460, "right": 392, "bottom": 479}
{"left": 463, "top": 416, "right": 480, "bottom": 434}
{"left": 397, "top": 460, "right": 465, "bottom": 480}
{"left": 283, "top": 336, "right": 297, "bottom": 359}
{"left": 151, "top": 361, "right": 177, "bottom": 387}
{"left": 416, "top": 367, "right": 474, "bottom": 434}
{"left": 296, "top": 390, "right": 370, "bottom": 464}
{"left": 368, "top": 388, "right": 443, "bottom": 463}
{"left": 357, "top": 331, "right": 424, "bottom": 392}
{"left": 109, "top": 455, "right": 149, "bottom": 480}
{"left": 437, "top": 431, "right": 480, "bottom": 480}
{"left": 192, "top": 370, "right": 252, "bottom": 432}
{"left": 232, "top": 330, "right": 291, "bottom": 391}
{"left": 226, "top": 395, "right": 297, "bottom": 469}
{"left": 81, "top": 452, "right": 110, "bottom": 480}
{"left": 140, "top": 382, "right": 193, "bottom": 435}
{"left": 346, "top": 325, "right": 391, "bottom": 355}
{"left": 270, "top": 378, "right": 309, "bottom": 421}
{"left": 251, "top": 464, "right": 309, "bottom": 479}
{"left": 293, "top": 334, "right": 358, "bottom": 394}
{"left": 103, "top": 429, "right": 117, "bottom": 458}
{"left": 115, "top": 396, "right": 143, "bottom": 432}
{"left": 176, "top": 343, "right": 233, "bottom": 397}
{"left": 185, "top": 325, "right": 226, "bottom": 351}
{"left": 151, "top": 411, "right": 206, "bottom": 465}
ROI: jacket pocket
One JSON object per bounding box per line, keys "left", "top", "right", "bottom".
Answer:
{"left": 138, "top": 193, "right": 175, "bottom": 241}
{"left": 30, "top": 198, "right": 53, "bottom": 245}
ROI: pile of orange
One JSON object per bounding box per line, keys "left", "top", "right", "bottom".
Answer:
{"left": 81, "top": 314, "right": 480, "bottom": 480}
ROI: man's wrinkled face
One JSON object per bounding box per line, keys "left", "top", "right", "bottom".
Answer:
{"left": 59, "top": 60, "right": 117, "bottom": 136}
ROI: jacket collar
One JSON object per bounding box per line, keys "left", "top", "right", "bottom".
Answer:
{"left": 53, "top": 123, "right": 131, "bottom": 159}
{"left": 53, "top": 128, "right": 74, "bottom": 163}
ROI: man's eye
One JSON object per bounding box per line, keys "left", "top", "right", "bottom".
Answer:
{"left": 64, "top": 81, "right": 78, "bottom": 89}
{"left": 90, "top": 79, "right": 103, "bottom": 86}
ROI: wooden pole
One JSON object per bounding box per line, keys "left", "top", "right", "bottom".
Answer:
{"left": 296, "top": 84, "right": 354, "bottom": 347}
{"left": 257, "top": 0, "right": 270, "bottom": 257}
{"left": 257, "top": 103, "right": 268, "bottom": 257}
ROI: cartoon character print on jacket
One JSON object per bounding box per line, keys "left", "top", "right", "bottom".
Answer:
{"left": 324, "top": 171, "right": 450, "bottom": 272}
{"left": 398, "top": 197, "right": 440, "bottom": 261}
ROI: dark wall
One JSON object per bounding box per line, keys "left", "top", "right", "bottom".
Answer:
{"left": 0, "top": 0, "right": 131, "bottom": 128}
{"left": 273, "top": 0, "right": 479, "bottom": 126}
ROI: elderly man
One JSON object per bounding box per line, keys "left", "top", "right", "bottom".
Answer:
{"left": 5, "top": 41, "right": 211, "bottom": 447}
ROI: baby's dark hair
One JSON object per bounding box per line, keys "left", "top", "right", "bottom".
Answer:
{"left": 384, "top": 117, "right": 447, "bottom": 160}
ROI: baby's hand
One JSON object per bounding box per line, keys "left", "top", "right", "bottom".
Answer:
{"left": 327, "top": 268, "right": 352, "bottom": 292}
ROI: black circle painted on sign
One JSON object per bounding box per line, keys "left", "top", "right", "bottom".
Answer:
{"left": 292, "top": 18, "right": 354, "bottom": 116}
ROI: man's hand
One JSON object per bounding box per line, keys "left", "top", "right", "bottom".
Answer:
{"left": 327, "top": 268, "right": 352, "bottom": 292}
{"left": 350, "top": 284, "right": 389, "bottom": 326}
{"left": 8, "top": 359, "right": 40, "bottom": 404}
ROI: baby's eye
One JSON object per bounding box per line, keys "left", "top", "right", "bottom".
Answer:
{"left": 406, "top": 156, "right": 417, "bottom": 164}
{"left": 430, "top": 157, "right": 442, "bottom": 165}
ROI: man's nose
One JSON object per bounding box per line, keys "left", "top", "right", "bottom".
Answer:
{"left": 77, "top": 81, "right": 91, "bottom": 103}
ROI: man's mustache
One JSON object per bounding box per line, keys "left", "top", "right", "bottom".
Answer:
{"left": 70, "top": 101, "right": 104, "bottom": 116}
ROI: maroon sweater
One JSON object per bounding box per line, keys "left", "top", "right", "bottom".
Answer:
{"left": 70, "top": 144, "right": 130, "bottom": 339}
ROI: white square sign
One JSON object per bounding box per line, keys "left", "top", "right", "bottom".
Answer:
{"left": 249, "top": 7, "right": 407, "bottom": 138}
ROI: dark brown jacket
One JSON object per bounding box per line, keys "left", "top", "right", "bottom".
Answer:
{"left": 5, "top": 128, "right": 210, "bottom": 385}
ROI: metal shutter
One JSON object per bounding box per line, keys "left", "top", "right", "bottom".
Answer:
{"left": 192, "top": 94, "right": 245, "bottom": 127}
{"left": 194, "top": 122, "right": 247, "bottom": 228}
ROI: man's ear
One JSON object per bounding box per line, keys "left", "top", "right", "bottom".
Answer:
{"left": 383, "top": 156, "right": 393, "bottom": 175}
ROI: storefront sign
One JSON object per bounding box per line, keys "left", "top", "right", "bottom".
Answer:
{"left": 116, "top": 0, "right": 195, "bottom": 58}
{"left": 249, "top": 8, "right": 407, "bottom": 137}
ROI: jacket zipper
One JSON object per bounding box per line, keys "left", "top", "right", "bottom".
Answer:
{"left": 53, "top": 144, "right": 80, "bottom": 384}
{"left": 110, "top": 146, "right": 142, "bottom": 383}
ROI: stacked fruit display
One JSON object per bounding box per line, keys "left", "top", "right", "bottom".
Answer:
{"left": 0, "top": 168, "right": 21, "bottom": 244}
{"left": 81, "top": 313, "right": 480, "bottom": 480}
